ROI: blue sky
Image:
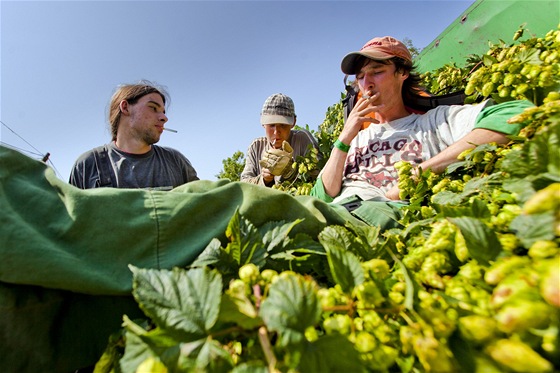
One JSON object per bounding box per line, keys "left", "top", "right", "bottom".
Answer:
{"left": 1, "top": 0, "right": 473, "bottom": 181}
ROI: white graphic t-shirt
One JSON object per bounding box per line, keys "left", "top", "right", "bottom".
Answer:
{"left": 334, "top": 101, "right": 490, "bottom": 203}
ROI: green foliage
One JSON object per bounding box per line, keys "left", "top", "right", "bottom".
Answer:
{"left": 402, "top": 37, "right": 422, "bottom": 60}
{"left": 98, "top": 111, "right": 559, "bottom": 370}
{"left": 314, "top": 98, "right": 346, "bottom": 158}
{"left": 216, "top": 150, "right": 245, "bottom": 181}
{"left": 420, "top": 63, "right": 469, "bottom": 95}
{"left": 97, "top": 27, "right": 559, "bottom": 373}
{"left": 421, "top": 26, "right": 560, "bottom": 106}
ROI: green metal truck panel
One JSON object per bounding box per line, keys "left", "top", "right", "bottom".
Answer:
{"left": 416, "top": 0, "right": 560, "bottom": 73}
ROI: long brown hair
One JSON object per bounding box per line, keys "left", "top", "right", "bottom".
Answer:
{"left": 108, "top": 81, "right": 169, "bottom": 141}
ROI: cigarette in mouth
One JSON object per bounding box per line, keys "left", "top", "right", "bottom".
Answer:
{"left": 163, "top": 127, "right": 178, "bottom": 133}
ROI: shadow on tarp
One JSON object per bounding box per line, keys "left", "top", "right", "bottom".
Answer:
{"left": 1, "top": 282, "right": 142, "bottom": 372}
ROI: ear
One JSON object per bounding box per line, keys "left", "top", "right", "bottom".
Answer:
{"left": 400, "top": 70, "right": 409, "bottom": 81}
{"left": 119, "top": 100, "right": 130, "bottom": 115}
{"left": 292, "top": 116, "right": 297, "bottom": 126}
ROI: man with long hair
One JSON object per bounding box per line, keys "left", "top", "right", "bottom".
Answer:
{"left": 69, "top": 81, "right": 198, "bottom": 190}
{"left": 311, "top": 36, "right": 533, "bottom": 227}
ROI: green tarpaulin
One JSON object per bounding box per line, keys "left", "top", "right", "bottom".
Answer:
{"left": 0, "top": 146, "right": 365, "bottom": 372}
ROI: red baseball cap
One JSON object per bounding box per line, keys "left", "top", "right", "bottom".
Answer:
{"left": 341, "top": 36, "right": 413, "bottom": 75}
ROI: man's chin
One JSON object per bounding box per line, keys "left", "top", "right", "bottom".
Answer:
{"left": 146, "top": 136, "right": 160, "bottom": 145}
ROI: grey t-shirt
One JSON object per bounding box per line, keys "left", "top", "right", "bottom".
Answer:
{"left": 69, "top": 142, "right": 199, "bottom": 190}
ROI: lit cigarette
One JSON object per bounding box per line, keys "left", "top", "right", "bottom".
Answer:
{"left": 163, "top": 127, "right": 178, "bottom": 133}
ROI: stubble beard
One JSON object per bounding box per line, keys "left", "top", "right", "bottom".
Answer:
{"left": 143, "top": 133, "right": 160, "bottom": 145}
{"left": 137, "top": 127, "right": 160, "bottom": 146}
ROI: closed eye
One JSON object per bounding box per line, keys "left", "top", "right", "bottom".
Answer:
{"left": 147, "top": 100, "right": 165, "bottom": 114}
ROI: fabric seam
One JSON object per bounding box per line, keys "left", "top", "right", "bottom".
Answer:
{"left": 148, "top": 191, "right": 161, "bottom": 269}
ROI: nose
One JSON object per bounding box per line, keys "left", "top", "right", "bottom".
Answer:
{"left": 160, "top": 113, "right": 168, "bottom": 123}
{"left": 358, "top": 70, "right": 375, "bottom": 90}
{"left": 363, "top": 75, "right": 374, "bottom": 91}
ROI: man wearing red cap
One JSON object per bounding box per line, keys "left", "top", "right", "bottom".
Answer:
{"left": 311, "top": 36, "right": 533, "bottom": 227}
